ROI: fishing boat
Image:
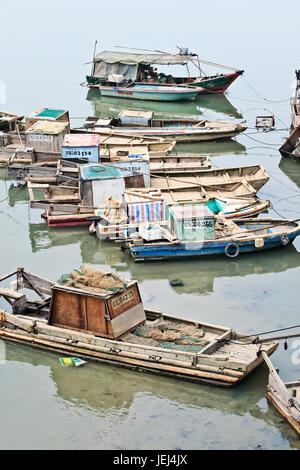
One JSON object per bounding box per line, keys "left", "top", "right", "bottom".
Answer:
{"left": 150, "top": 164, "right": 269, "bottom": 194}
{"left": 206, "top": 197, "right": 270, "bottom": 219}
{"left": 84, "top": 110, "right": 247, "bottom": 143}
{"left": 0, "top": 133, "right": 176, "bottom": 167}
{"left": 262, "top": 351, "right": 300, "bottom": 435}
{"left": 94, "top": 196, "right": 271, "bottom": 240}
{"left": 149, "top": 154, "right": 211, "bottom": 172}
{"left": 98, "top": 84, "right": 200, "bottom": 102}
{"left": 279, "top": 70, "right": 300, "bottom": 160}
{"left": 291, "top": 70, "right": 300, "bottom": 130}
{"left": 86, "top": 49, "right": 243, "bottom": 94}
{"left": 124, "top": 218, "right": 300, "bottom": 262}
{"left": 98, "top": 135, "right": 176, "bottom": 157}
{"left": 279, "top": 126, "right": 300, "bottom": 161}
{"left": 0, "top": 267, "right": 277, "bottom": 387}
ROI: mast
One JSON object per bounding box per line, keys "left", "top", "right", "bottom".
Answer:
{"left": 91, "top": 40, "right": 98, "bottom": 77}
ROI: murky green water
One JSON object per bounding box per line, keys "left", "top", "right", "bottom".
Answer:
{"left": 1, "top": 0, "right": 300, "bottom": 450}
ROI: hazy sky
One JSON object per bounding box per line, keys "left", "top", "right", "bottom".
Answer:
{"left": 1, "top": 0, "right": 299, "bottom": 115}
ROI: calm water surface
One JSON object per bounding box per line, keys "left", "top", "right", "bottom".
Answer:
{"left": 1, "top": 0, "right": 300, "bottom": 450}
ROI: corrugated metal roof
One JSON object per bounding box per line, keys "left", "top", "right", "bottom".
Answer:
{"left": 80, "top": 163, "right": 123, "bottom": 180}
{"left": 27, "top": 108, "right": 68, "bottom": 119}
{"left": 26, "top": 120, "right": 69, "bottom": 134}
{"left": 63, "top": 134, "right": 100, "bottom": 147}
{"left": 94, "top": 51, "right": 192, "bottom": 65}
{"left": 37, "top": 109, "right": 67, "bottom": 119}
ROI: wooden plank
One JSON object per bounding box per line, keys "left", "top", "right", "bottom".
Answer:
{"left": 1, "top": 311, "right": 35, "bottom": 332}
{"left": 21, "top": 270, "right": 53, "bottom": 295}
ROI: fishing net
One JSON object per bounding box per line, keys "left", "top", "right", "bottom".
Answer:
{"left": 57, "top": 264, "right": 128, "bottom": 294}
{"left": 131, "top": 321, "right": 209, "bottom": 353}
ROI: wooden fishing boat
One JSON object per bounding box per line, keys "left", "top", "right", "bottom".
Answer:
{"left": 207, "top": 197, "right": 270, "bottom": 219}
{"left": 160, "top": 181, "right": 257, "bottom": 202}
{"left": 279, "top": 70, "right": 300, "bottom": 160}
{"left": 262, "top": 351, "right": 300, "bottom": 435}
{"left": 149, "top": 154, "right": 211, "bottom": 172}
{"left": 98, "top": 84, "right": 200, "bottom": 102}
{"left": 150, "top": 164, "right": 269, "bottom": 193}
{"left": 279, "top": 126, "right": 300, "bottom": 161}
{"left": 98, "top": 136, "right": 176, "bottom": 157}
{"left": 125, "top": 218, "right": 300, "bottom": 262}
{"left": 0, "top": 267, "right": 277, "bottom": 387}
{"left": 86, "top": 49, "right": 243, "bottom": 94}
{"left": 85, "top": 110, "right": 247, "bottom": 143}
{"left": 291, "top": 70, "right": 300, "bottom": 130}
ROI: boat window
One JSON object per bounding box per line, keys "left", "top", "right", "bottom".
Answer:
{"left": 94, "top": 62, "right": 138, "bottom": 81}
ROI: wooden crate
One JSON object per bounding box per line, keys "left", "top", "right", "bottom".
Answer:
{"left": 48, "top": 281, "right": 145, "bottom": 339}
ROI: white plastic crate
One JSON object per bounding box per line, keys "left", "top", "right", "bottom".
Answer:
{"left": 138, "top": 224, "right": 162, "bottom": 241}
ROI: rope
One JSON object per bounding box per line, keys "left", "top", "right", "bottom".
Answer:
{"left": 241, "top": 76, "right": 290, "bottom": 103}
{"left": 269, "top": 202, "right": 286, "bottom": 219}
{"left": 272, "top": 193, "right": 300, "bottom": 205}
{"left": 236, "top": 324, "right": 300, "bottom": 340}
{"left": 243, "top": 134, "right": 284, "bottom": 146}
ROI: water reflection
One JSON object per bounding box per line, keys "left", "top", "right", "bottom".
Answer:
{"left": 4, "top": 341, "right": 299, "bottom": 447}
{"left": 8, "top": 183, "right": 29, "bottom": 206}
{"left": 28, "top": 223, "right": 300, "bottom": 296}
{"left": 86, "top": 89, "right": 243, "bottom": 120}
{"left": 174, "top": 139, "right": 246, "bottom": 156}
{"left": 278, "top": 156, "right": 300, "bottom": 189}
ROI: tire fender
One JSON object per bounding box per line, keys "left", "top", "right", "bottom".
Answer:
{"left": 225, "top": 242, "right": 240, "bottom": 258}
{"left": 280, "top": 233, "right": 290, "bottom": 246}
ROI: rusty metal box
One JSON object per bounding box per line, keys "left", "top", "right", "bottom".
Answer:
{"left": 48, "top": 281, "right": 145, "bottom": 339}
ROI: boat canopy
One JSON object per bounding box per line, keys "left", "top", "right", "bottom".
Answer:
{"left": 92, "top": 51, "right": 193, "bottom": 80}
{"left": 93, "top": 51, "right": 193, "bottom": 65}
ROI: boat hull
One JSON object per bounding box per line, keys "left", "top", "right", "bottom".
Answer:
{"left": 98, "top": 86, "right": 199, "bottom": 102}
{"left": 0, "top": 308, "right": 278, "bottom": 388}
{"left": 96, "top": 126, "right": 247, "bottom": 143}
{"left": 86, "top": 71, "right": 243, "bottom": 95}
{"left": 191, "top": 71, "right": 244, "bottom": 94}
{"left": 128, "top": 224, "right": 300, "bottom": 262}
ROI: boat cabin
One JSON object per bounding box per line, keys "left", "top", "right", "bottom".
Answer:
{"left": 61, "top": 134, "right": 100, "bottom": 163}
{"left": 86, "top": 50, "right": 244, "bottom": 94}
{"left": 25, "top": 121, "right": 70, "bottom": 153}
{"left": 25, "top": 108, "right": 70, "bottom": 130}
{"left": 87, "top": 50, "right": 196, "bottom": 86}
{"left": 0, "top": 267, "right": 146, "bottom": 340}
{"left": 168, "top": 204, "right": 215, "bottom": 241}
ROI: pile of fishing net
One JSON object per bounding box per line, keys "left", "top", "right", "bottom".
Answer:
{"left": 57, "top": 264, "right": 128, "bottom": 294}
{"left": 123, "top": 320, "right": 209, "bottom": 353}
